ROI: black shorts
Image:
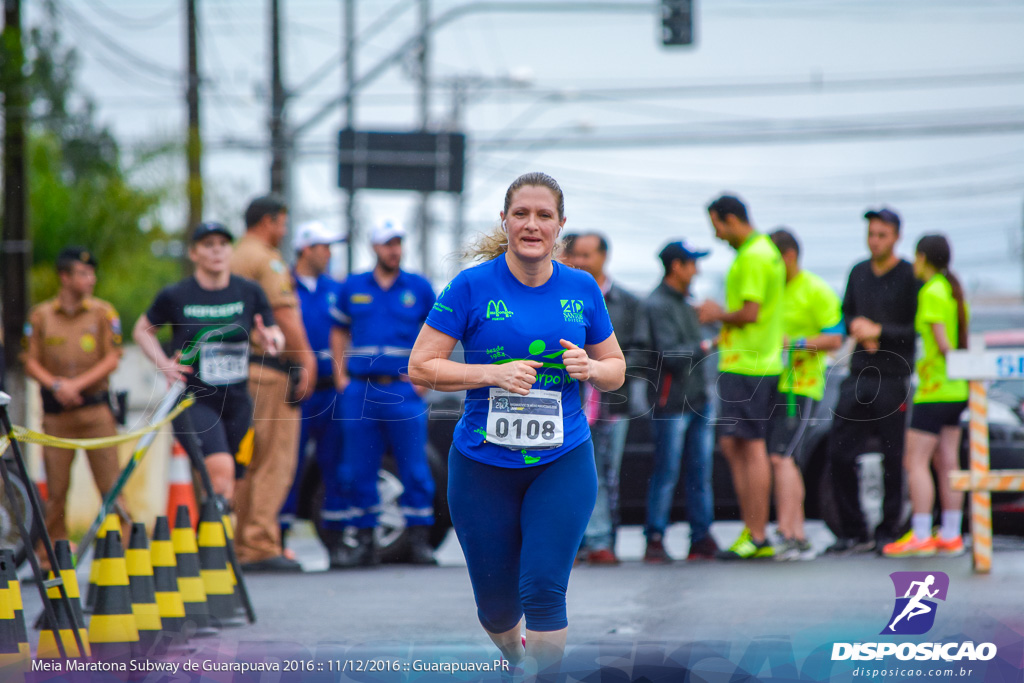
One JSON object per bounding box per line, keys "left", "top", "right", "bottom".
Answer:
{"left": 909, "top": 401, "right": 966, "bottom": 435}
{"left": 173, "top": 390, "right": 254, "bottom": 477}
{"left": 716, "top": 372, "right": 781, "bottom": 441}
{"left": 766, "top": 395, "right": 818, "bottom": 458}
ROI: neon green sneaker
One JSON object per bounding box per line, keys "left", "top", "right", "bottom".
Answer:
{"left": 716, "top": 528, "right": 774, "bottom": 560}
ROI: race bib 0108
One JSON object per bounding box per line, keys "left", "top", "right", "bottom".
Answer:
{"left": 485, "top": 388, "right": 563, "bottom": 450}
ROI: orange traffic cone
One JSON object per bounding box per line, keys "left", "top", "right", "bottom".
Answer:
{"left": 167, "top": 440, "right": 198, "bottom": 529}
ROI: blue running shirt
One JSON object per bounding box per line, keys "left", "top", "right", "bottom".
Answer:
{"left": 426, "top": 253, "right": 614, "bottom": 468}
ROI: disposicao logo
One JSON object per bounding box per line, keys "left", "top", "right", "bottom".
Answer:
{"left": 831, "top": 571, "right": 997, "bottom": 663}
{"left": 884, "top": 571, "right": 948, "bottom": 635}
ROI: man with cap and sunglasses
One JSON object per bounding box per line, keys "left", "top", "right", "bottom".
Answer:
{"left": 24, "top": 246, "right": 125, "bottom": 568}
{"left": 278, "top": 221, "right": 352, "bottom": 567}
{"left": 332, "top": 219, "right": 437, "bottom": 567}
{"left": 638, "top": 240, "right": 719, "bottom": 563}
{"left": 825, "top": 206, "right": 920, "bottom": 555}
{"left": 134, "top": 222, "right": 283, "bottom": 504}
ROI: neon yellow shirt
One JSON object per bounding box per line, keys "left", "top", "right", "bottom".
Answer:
{"left": 778, "top": 270, "right": 842, "bottom": 400}
{"left": 719, "top": 233, "right": 785, "bottom": 376}
{"left": 914, "top": 274, "right": 969, "bottom": 404}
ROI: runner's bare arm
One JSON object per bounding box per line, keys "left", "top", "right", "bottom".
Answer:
{"left": 133, "top": 314, "right": 192, "bottom": 385}
{"left": 409, "top": 325, "right": 541, "bottom": 396}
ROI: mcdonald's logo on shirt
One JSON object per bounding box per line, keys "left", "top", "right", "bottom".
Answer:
{"left": 486, "top": 300, "right": 514, "bottom": 321}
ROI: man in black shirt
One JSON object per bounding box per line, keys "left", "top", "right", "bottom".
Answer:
{"left": 134, "top": 222, "right": 283, "bottom": 501}
{"left": 826, "top": 207, "right": 919, "bottom": 554}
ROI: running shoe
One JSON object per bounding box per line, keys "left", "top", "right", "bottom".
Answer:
{"left": 934, "top": 535, "right": 965, "bottom": 557}
{"left": 775, "top": 538, "right": 816, "bottom": 561}
{"left": 687, "top": 536, "right": 719, "bottom": 561}
{"left": 587, "top": 548, "right": 620, "bottom": 566}
{"left": 882, "top": 531, "right": 937, "bottom": 558}
{"left": 643, "top": 534, "right": 673, "bottom": 564}
{"left": 716, "top": 528, "right": 774, "bottom": 560}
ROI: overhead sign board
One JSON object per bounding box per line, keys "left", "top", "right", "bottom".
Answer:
{"left": 338, "top": 129, "right": 465, "bottom": 194}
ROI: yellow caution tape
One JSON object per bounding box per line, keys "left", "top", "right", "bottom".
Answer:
{"left": 0, "top": 396, "right": 194, "bottom": 455}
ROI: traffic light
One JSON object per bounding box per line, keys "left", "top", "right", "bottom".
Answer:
{"left": 661, "top": 0, "right": 694, "bottom": 46}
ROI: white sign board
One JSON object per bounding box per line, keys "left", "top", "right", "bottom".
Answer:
{"left": 947, "top": 348, "right": 1024, "bottom": 380}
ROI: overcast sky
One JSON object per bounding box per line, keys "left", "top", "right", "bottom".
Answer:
{"left": 28, "top": 0, "right": 1024, "bottom": 300}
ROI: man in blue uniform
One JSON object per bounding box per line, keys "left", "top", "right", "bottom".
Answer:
{"left": 334, "top": 219, "right": 437, "bottom": 566}
{"left": 279, "top": 221, "right": 351, "bottom": 566}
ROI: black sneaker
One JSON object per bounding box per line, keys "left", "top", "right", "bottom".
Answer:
{"left": 687, "top": 536, "right": 719, "bottom": 561}
{"left": 241, "top": 555, "right": 303, "bottom": 573}
{"left": 406, "top": 526, "right": 438, "bottom": 566}
{"left": 823, "top": 536, "right": 873, "bottom": 556}
{"left": 643, "top": 534, "right": 673, "bottom": 564}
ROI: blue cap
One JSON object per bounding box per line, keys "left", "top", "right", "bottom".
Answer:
{"left": 659, "top": 240, "right": 709, "bottom": 266}
{"left": 191, "top": 221, "right": 234, "bottom": 243}
{"left": 864, "top": 207, "right": 901, "bottom": 230}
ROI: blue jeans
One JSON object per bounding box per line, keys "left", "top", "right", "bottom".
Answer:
{"left": 645, "top": 403, "right": 715, "bottom": 542}
{"left": 583, "top": 418, "right": 629, "bottom": 551}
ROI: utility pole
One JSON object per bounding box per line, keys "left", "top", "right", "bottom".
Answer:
{"left": 343, "top": 0, "right": 357, "bottom": 275}
{"left": 2, "top": 0, "right": 30, "bottom": 413}
{"left": 449, "top": 81, "right": 468, "bottom": 262}
{"left": 416, "top": 0, "right": 432, "bottom": 279}
{"left": 270, "top": 0, "right": 287, "bottom": 198}
{"left": 185, "top": 0, "right": 202, "bottom": 272}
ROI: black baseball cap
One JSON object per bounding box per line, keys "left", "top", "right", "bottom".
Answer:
{"left": 659, "top": 240, "right": 710, "bottom": 267}
{"left": 191, "top": 221, "right": 234, "bottom": 243}
{"left": 864, "top": 207, "right": 901, "bottom": 231}
{"left": 56, "top": 246, "right": 98, "bottom": 269}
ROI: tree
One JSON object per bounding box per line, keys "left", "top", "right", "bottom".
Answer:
{"left": 22, "top": 2, "right": 178, "bottom": 331}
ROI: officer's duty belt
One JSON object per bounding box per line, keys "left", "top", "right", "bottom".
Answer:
{"left": 350, "top": 374, "right": 404, "bottom": 385}
{"left": 41, "top": 389, "right": 111, "bottom": 415}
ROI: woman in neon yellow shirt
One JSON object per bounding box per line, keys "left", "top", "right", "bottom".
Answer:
{"left": 883, "top": 234, "right": 969, "bottom": 558}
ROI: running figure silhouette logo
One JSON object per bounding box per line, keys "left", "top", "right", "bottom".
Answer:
{"left": 882, "top": 571, "right": 950, "bottom": 635}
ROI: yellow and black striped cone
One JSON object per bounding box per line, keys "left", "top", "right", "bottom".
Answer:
{"left": 0, "top": 549, "right": 30, "bottom": 673}
{"left": 37, "top": 539, "right": 90, "bottom": 660}
{"left": 173, "top": 505, "right": 217, "bottom": 636}
{"left": 150, "top": 516, "right": 187, "bottom": 644}
{"left": 219, "top": 504, "right": 245, "bottom": 618}
{"left": 88, "top": 531, "right": 139, "bottom": 662}
{"left": 85, "top": 513, "right": 121, "bottom": 614}
{"left": 197, "top": 498, "right": 242, "bottom": 627}
{"left": 127, "top": 523, "right": 162, "bottom": 656}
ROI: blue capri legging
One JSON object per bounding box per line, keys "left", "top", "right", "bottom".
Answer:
{"left": 448, "top": 440, "right": 598, "bottom": 633}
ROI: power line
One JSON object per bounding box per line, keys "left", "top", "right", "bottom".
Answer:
{"left": 83, "top": 0, "right": 178, "bottom": 30}
{"left": 55, "top": 1, "right": 181, "bottom": 84}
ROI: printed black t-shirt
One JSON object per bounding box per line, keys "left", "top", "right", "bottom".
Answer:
{"left": 146, "top": 275, "right": 274, "bottom": 396}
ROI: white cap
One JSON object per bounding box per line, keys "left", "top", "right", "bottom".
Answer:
{"left": 294, "top": 220, "right": 344, "bottom": 251}
{"left": 371, "top": 219, "right": 406, "bottom": 245}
